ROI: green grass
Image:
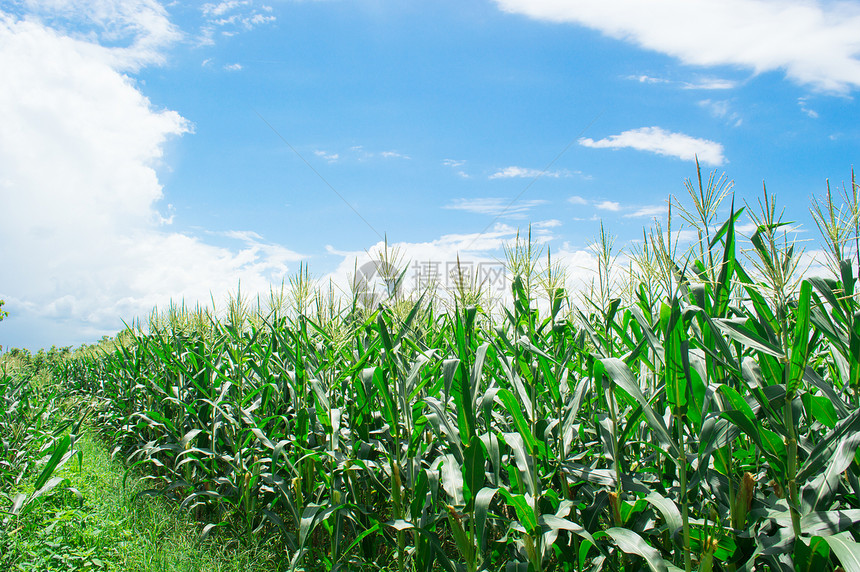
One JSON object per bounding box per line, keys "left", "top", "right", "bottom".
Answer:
{"left": 2, "top": 428, "right": 285, "bottom": 572}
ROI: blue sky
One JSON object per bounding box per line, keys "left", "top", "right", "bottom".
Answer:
{"left": 1, "top": 0, "right": 859, "bottom": 350}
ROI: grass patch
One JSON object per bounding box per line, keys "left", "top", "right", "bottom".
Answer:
{"left": 1, "top": 429, "right": 285, "bottom": 571}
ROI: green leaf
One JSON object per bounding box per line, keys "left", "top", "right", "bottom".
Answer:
{"left": 810, "top": 276, "right": 849, "bottom": 327}
{"left": 850, "top": 312, "right": 860, "bottom": 390}
{"left": 597, "top": 358, "right": 678, "bottom": 458}
{"left": 824, "top": 532, "right": 860, "bottom": 572}
{"left": 796, "top": 537, "right": 831, "bottom": 572}
{"left": 504, "top": 432, "right": 536, "bottom": 497}
{"left": 446, "top": 504, "right": 474, "bottom": 564}
{"left": 366, "top": 366, "right": 396, "bottom": 430}
{"left": 298, "top": 502, "right": 343, "bottom": 549}
{"left": 644, "top": 492, "right": 683, "bottom": 535}
{"left": 440, "top": 454, "right": 465, "bottom": 506}
{"left": 715, "top": 318, "right": 784, "bottom": 358}
{"left": 759, "top": 427, "right": 787, "bottom": 460}
{"left": 500, "top": 489, "right": 538, "bottom": 534}
{"left": 711, "top": 200, "right": 739, "bottom": 317}
{"left": 605, "top": 527, "right": 668, "bottom": 572}
{"left": 540, "top": 514, "right": 602, "bottom": 553}
{"left": 788, "top": 281, "right": 813, "bottom": 396}
{"left": 442, "top": 358, "right": 460, "bottom": 402}
{"left": 772, "top": 510, "right": 860, "bottom": 537}
{"left": 801, "top": 432, "right": 860, "bottom": 513}
{"left": 798, "top": 407, "right": 860, "bottom": 484}
{"left": 475, "top": 487, "right": 498, "bottom": 553}
{"left": 384, "top": 520, "right": 459, "bottom": 572}
{"left": 689, "top": 527, "right": 736, "bottom": 561}
{"left": 496, "top": 388, "right": 538, "bottom": 453}
{"left": 424, "top": 396, "right": 464, "bottom": 462}
{"left": 802, "top": 392, "right": 837, "bottom": 429}
{"left": 34, "top": 435, "right": 71, "bottom": 491}
{"left": 463, "top": 435, "right": 486, "bottom": 508}
{"left": 662, "top": 300, "right": 689, "bottom": 412}
{"left": 17, "top": 476, "right": 68, "bottom": 516}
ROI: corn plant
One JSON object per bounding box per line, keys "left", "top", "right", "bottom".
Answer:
{"left": 52, "top": 166, "right": 860, "bottom": 571}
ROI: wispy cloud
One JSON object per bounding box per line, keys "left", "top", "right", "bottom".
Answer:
{"left": 220, "top": 230, "right": 264, "bottom": 241}
{"left": 11, "top": 0, "right": 182, "bottom": 71}
{"left": 626, "top": 74, "right": 670, "bottom": 85}
{"left": 489, "top": 166, "right": 570, "bottom": 179}
{"left": 201, "top": 0, "right": 275, "bottom": 40}
{"left": 443, "top": 159, "right": 470, "bottom": 178}
{"left": 579, "top": 126, "right": 726, "bottom": 166}
{"left": 798, "top": 97, "right": 819, "bottom": 118}
{"left": 314, "top": 149, "right": 340, "bottom": 162}
{"left": 626, "top": 74, "right": 737, "bottom": 90}
{"left": 699, "top": 99, "right": 742, "bottom": 126}
{"left": 495, "top": 0, "right": 860, "bottom": 93}
{"left": 223, "top": 62, "right": 242, "bottom": 71}
{"left": 568, "top": 196, "right": 668, "bottom": 218}
{"left": 594, "top": 200, "right": 621, "bottom": 211}
{"left": 624, "top": 205, "right": 666, "bottom": 218}
{"left": 380, "top": 150, "right": 411, "bottom": 159}
{"left": 683, "top": 77, "right": 738, "bottom": 90}
{"left": 444, "top": 197, "right": 547, "bottom": 218}
{"left": 310, "top": 145, "right": 408, "bottom": 162}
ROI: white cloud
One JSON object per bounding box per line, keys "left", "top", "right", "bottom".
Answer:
{"left": 200, "top": 0, "right": 275, "bottom": 39}
{"left": 735, "top": 222, "right": 762, "bottom": 235}
{"left": 380, "top": 150, "right": 411, "bottom": 159}
{"left": 0, "top": 9, "right": 302, "bottom": 349}
{"left": 626, "top": 74, "right": 738, "bottom": 90}
{"left": 444, "top": 197, "right": 547, "bottom": 218}
{"left": 568, "top": 195, "right": 588, "bottom": 205}
{"left": 533, "top": 219, "right": 562, "bottom": 229}
{"left": 314, "top": 149, "right": 340, "bottom": 162}
{"left": 494, "top": 0, "right": 860, "bottom": 93}
{"left": 579, "top": 126, "right": 726, "bottom": 166}
{"left": 318, "top": 145, "right": 410, "bottom": 162}
{"left": 798, "top": 96, "right": 819, "bottom": 118}
{"left": 683, "top": 77, "right": 738, "bottom": 90}
{"left": 699, "top": 99, "right": 743, "bottom": 126}
{"left": 223, "top": 62, "right": 242, "bottom": 71}
{"left": 17, "top": 0, "right": 181, "bottom": 70}
{"left": 624, "top": 205, "right": 666, "bottom": 218}
{"left": 489, "top": 166, "right": 570, "bottom": 179}
{"left": 672, "top": 229, "right": 703, "bottom": 244}
{"left": 320, "top": 222, "right": 588, "bottom": 308}
{"left": 220, "top": 230, "right": 264, "bottom": 242}
{"left": 595, "top": 200, "right": 621, "bottom": 212}
{"left": 322, "top": 226, "right": 519, "bottom": 303}
{"left": 443, "top": 159, "right": 470, "bottom": 178}
{"left": 550, "top": 246, "right": 610, "bottom": 291}
{"left": 701, "top": 99, "right": 729, "bottom": 117}
{"left": 626, "top": 74, "right": 670, "bottom": 85}
{"left": 202, "top": 1, "right": 248, "bottom": 18}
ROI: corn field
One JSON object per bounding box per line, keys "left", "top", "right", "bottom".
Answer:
{"left": 55, "top": 170, "right": 860, "bottom": 571}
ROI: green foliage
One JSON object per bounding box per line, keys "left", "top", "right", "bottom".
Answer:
{"left": 14, "top": 166, "right": 860, "bottom": 571}
{"left": 1, "top": 428, "right": 286, "bottom": 571}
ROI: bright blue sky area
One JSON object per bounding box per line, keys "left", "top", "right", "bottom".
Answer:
{"left": 1, "top": 0, "right": 859, "bottom": 349}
